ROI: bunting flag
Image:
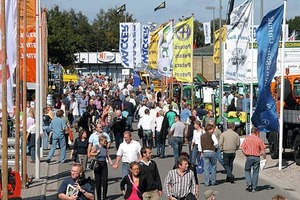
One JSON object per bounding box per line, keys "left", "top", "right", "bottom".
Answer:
{"left": 251, "top": 4, "right": 284, "bottom": 133}
{"left": 154, "top": 1, "right": 166, "bottom": 12}
{"left": 203, "top": 22, "right": 211, "bottom": 44}
{"left": 119, "top": 22, "right": 141, "bottom": 69}
{"left": 148, "top": 23, "right": 167, "bottom": 69}
{"left": 224, "top": 0, "right": 252, "bottom": 82}
{"left": 0, "top": 0, "right": 17, "bottom": 111}
{"left": 172, "top": 17, "right": 194, "bottom": 83}
{"left": 158, "top": 22, "right": 173, "bottom": 77}
{"left": 213, "top": 26, "right": 226, "bottom": 64}
{"left": 117, "top": 4, "right": 126, "bottom": 13}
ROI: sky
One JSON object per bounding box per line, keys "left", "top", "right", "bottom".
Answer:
{"left": 41, "top": 0, "right": 298, "bottom": 26}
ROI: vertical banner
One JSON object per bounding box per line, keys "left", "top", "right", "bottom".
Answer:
{"left": 141, "top": 25, "right": 150, "bottom": 67}
{"left": 148, "top": 23, "right": 166, "bottom": 69}
{"left": 224, "top": 0, "right": 252, "bottom": 82}
{"left": 20, "top": 0, "right": 36, "bottom": 82}
{"left": 203, "top": 22, "right": 211, "bottom": 44}
{"left": 172, "top": 17, "right": 194, "bottom": 83}
{"left": 213, "top": 26, "right": 226, "bottom": 64}
{"left": 119, "top": 22, "right": 141, "bottom": 69}
{"left": 0, "top": 0, "right": 17, "bottom": 110}
{"left": 251, "top": 4, "right": 284, "bottom": 133}
{"left": 158, "top": 22, "right": 173, "bottom": 77}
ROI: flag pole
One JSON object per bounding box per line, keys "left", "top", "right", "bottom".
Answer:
{"left": 279, "top": 0, "right": 287, "bottom": 171}
{"left": 1, "top": 0, "right": 9, "bottom": 198}
{"left": 191, "top": 14, "right": 195, "bottom": 109}
{"left": 218, "top": 0, "right": 223, "bottom": 127}
{"left": 15, "top": 0, "right": 21, "bottom": 173}
{"left": 22, "top": 0, "right": 28, "bottom": 188}
{"left": 249, "top": 0, "right": 255, "bottom": 134}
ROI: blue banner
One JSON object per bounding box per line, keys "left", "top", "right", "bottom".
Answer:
{"left": 251, "top": 4, "right": 284, "bottom": 133}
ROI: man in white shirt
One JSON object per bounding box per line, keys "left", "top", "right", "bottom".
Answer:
{"left": 87, "top": 124, "right": 111, "bottom": 158}
{"left": 112, "top": 131, "right": 141, "bottom": 178}
{"left": 138, "top": 108, "right": 155, "bottom": 148}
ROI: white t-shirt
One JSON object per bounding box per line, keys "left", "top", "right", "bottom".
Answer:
{"left": 192, "top": 129, "right": 204, "bottom": 151}
{"left": 116, "top": 140, "right": 141, "bottom": 163}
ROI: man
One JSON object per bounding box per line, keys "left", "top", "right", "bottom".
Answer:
{"left": 201, "top": 124, "right": 218, "bottom": 186}
{"left": 111, "top": 110, "right": 127, "bottom": 150}
{"left": 87, "top": 124, "right": 111, "bottom": 158}
{"left": 169, "top": 115, "right": 185, "bottom": 164}
{"left": 123, "top": 96, "right": 135, "bottom": 131}
{"left": 112, "top": 131, "right": 141, "bottom": 178}
{"left": 241, "top": 127, "right": 266, "bottom": 192}
{"left": 204, "top": 189, "right": 217, "bottom": 200}
{"left": 58, "top": 163, "right": 94, "bottom": 200}
{"left": 139, "top": 147, "right": 163, "bottom": 200}
{"left": 164, "top": 104, "right": 177, "bottom": 147}
{"left": 180, "top": 104, "right": 191, "bottom": 123}
{"left": 219, "top": 122, "right": 240, "bottom": 183}
{"left": 137, "top": 108, "right": 155, "bottom": 148}
{"left": 163, "top": 156, "right": 196, "bottom": 200}
{"left": 47, "top": 110, "right": 67, "bottom": 163}
{"left": 203, "top": 110, "right": 215, "bottom": 127}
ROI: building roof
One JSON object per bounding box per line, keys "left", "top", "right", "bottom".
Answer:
{"left": 193, "top": 45, "right": 214, "bottom": 56}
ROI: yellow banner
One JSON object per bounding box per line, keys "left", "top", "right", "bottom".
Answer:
{"left": 172, "top": 17, "right": 194, "bottom": 83}
{"left": 213, "top": 26, "right": 226, "bottom": 64}
{"left": 148, "top": 23, "right": 167, "bottom": 69}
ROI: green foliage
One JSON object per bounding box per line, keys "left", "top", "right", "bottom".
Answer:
{"left": 287, "top": 16, "right": 300, "bottom": 40}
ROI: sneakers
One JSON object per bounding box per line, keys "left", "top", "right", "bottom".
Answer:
{"left": 46, "top": 159, "right": 51, "bottom": 163}
{"left": 246, "top": 185, "right": 252, "bottom": 191}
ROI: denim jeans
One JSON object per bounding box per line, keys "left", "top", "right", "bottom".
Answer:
{"left": 47, "top": 135, "right": 66, "bottom": 163}
{"left": 122, "top": 162, "right": 130, "bottom": 178}
{"left": 42, "top": 126, "right": 50, "bottom": 150}
{"left": 142, "top": 130, "right": 153, "bottom": 148}
{"left": 188, "top": 140, "right": 193, "bottom": 163}
{"left": 191, "top": 144, "right": 200, "bottom": 165}
{"left": 156, "top": 131, "right": 162, "bottom": 155}
{"left": 216, "top": 147, "right": 224, "bottom": 167}
{"left": 203, "top": 151, "right": 217, "bottom": 186}
{"left": 79, "top": 107, "right": 86, "bottom": 116}
{"left": 114, "top": 132, "right": 124, "bottom": 150}
{"left": 223, "top": 152, "right": 236, "bottom": 178}
{"left": 244, "top": 156, "right": 260, "bottom": 190}
{"left": 127, "top": 116, "right": 133, "bottom": 130}
{"left": 29, "top": 146, "right": 35, "bottom": 162}
{"left": 172, "top": 137, "right": 184, "bottom": 164}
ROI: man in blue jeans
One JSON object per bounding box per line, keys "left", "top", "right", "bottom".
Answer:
{"left": 241, "top": 127, "right": 266, "bottom": 192}
{"left": 169, "top": 115, "right": 185, "bottom": 164}
{"left": 200, "top": 124, "right": 219, "bottom": 186}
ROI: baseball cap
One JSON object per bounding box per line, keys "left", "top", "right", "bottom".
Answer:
{"left": 204, "top": 189, "right": 217, "bottom": 199}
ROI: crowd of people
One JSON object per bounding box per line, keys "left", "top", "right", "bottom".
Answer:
{"left": 22, "top": 73, "right": 279, "bottom": 199}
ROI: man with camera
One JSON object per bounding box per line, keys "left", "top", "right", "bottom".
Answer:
{"left": 58, "top": 163, "right": 94, "bottom": 200}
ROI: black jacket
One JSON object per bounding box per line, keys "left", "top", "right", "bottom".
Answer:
{"left": 111, "top": 116, "right": 127, "bottom": 134}
{"left": 120, "top": 174, "right": 143, "bottom": 199}
{"left": 139, "top": 160, "right": 162, "bottom": 192}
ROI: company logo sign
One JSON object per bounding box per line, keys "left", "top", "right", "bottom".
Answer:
{"left": 176, "top": 24, "right": 191, "bottom": 41}
{"left": 98, "top": 51, "right": 115, "bottom": 63}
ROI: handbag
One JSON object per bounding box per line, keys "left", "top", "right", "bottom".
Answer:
{"left": 138, "top": 126, "right": 143, "bottom": 139}
{"left": 72, "top": 150, "right": 78, "bottom": 161}
{"left": 90, "top": 159, "right": 99, "bottom": 171}
{"left": 196, "top": 157, "right": 204, "bottom": 174}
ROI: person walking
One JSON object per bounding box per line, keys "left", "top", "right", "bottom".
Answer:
{"left": 137, "top": 108, "right": 155, "bottom": 148}
{"left": 70, "top": 129, "right": 89, "bottom": 171}
{"left": 219, "top": 122, "right": 240, "bottom": 183}
{"left": 212, "top": 123, "right": 225, "bottom": 171}
{"left": 47, "top": 110, "right": 67, "bottom": 163}
{"left": 200, "top": 124, "right": 218, "bottom": 186}
{"left": 241, "top": 127, "right": 266, "bottom": 192}
{"left": 190, "top": 120, "right": 204, "bottom": 165}
{"left": 111, "top": 109, "right": 127, "bottom": 150}
{"left": 90, "top": 135, "right": 113, "bottom": 200}
{"left": 88, "top": 124, "right": 111, "bottom": 158}
{"left": 139, "top": 147, "right": 163, "bottom": 200}
{"left": 120, "top": 162, "right": 143, "bottom": 200}
{"left": 186, "top": 116, "right": 196, "bottom": 161}
{"left": 155, "top": 110, "right": 164, "bottom": 157}
{"left": 112, "top": 131, "right": 142, "bottom": 178}
{"left": 169, "top": 115, "right": 185, "bottom": 164}
{"left": 163, "top": 156, "right": 197, "bottom": 200}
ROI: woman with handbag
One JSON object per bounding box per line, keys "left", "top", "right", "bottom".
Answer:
{"left": 90, "top": 135, "right": 113, "bottom": 200}
{"left": 120, "top": 162, "right": 143, "bottom": 200}
{"left": 70, "top": 129, "right": 89, "bottom": 171}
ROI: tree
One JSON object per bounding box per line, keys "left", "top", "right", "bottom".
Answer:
{"left": 287, "top": 16, "right": 300, "bottom": 40}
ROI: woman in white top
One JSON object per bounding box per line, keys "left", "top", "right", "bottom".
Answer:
{"left": 191, "top": 120, "right": 204, "bottom": 165}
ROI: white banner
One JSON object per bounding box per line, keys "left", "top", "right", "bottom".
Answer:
{"left": 224, "top": 0, "right": 252, "bottom": 82}
{"left": 0, "top": 0, "right": 17, "bottom": 111}
{"left": 119, "top": 23, "right": 141, "bottom": 69}
{"left": 158, "top": 22, "right": 173, "bottom": 77}
{"left": 203, "top": 22, "right": 211, "bottom": 44}
{"left": 141, "top": 25, "right": 150, "bottom": 67}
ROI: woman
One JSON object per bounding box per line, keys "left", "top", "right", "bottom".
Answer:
{"left": 191, "top": 120, "right": 204, "bottom": 165}
{"left": 90, "top": 135, "right": 113, "bottom": 200}
{"left": 42, "top": 108, "right": 52, "bottom": 150}
{"left": 120, "top": 162, "right": 143, "bottom": 200}
{"left": 186, "top": 116, "right": 196, "bottom": 161}
{"left": 26, "top": 122, "right": 36, "bottom": 163}
{"left": 70, "top": 129, "right": 89, "bottom": 171}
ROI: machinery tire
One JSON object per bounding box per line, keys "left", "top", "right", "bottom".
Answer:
{"left": 293, "top": 135, "right": 300, "bottom": 166}
{"left": 268, "top": 132, "right": 279, "bottom": 159}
